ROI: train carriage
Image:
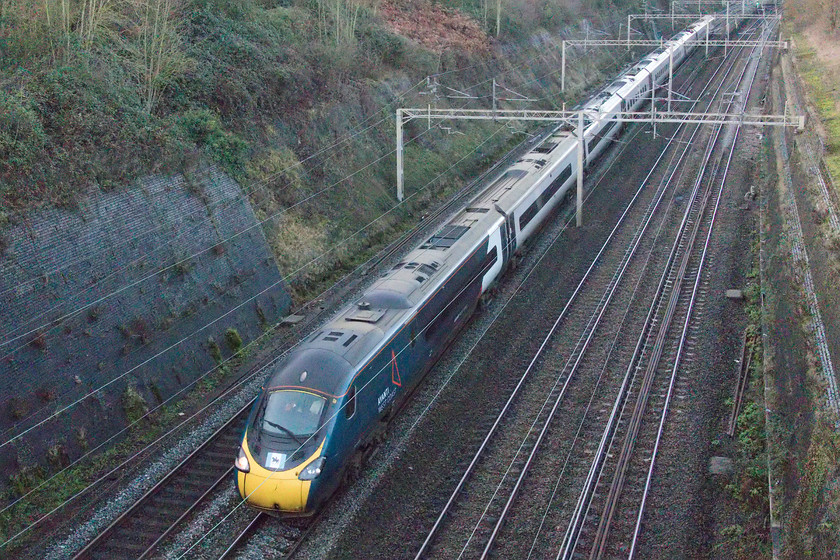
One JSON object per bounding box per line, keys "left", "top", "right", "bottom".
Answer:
{"left": 234, "top": 6, "right": 762, "bottom": 516}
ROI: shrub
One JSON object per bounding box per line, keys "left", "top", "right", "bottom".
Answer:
{"left": 76, "top": 427, "right": 89, "bottom": 451}
{"left": 46, "top": 443, "right": 69, "bottom": 469}
{"left": 35, "top": 387, "right": 56, "bottom": 402}
{"left": 225, "top": 327, "right": 242, "bottom": 351}
{"left": 178, "top": 109, "right": 248, "bottom": 170}
{"left": 29, "top": 331, "right": 47, "bottom": 350}
{"left": 7, "top": 397, "right": 29, "bottom": 420}
{"left": 9, "top": 465, "right": 45, "bottom": 497}
{"left": 0, "top": 91, "right": 47, "bottom": 170}
{"left": 122, "top": 385, "right": 149, "bottom": 423}
{"left": 358, "top": 20, "right": 407, "bottom": 66}
{"left": 207, "top": 336, "right": 223, "bottom": 363}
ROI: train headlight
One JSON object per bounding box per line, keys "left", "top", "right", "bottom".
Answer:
{"left": 298, "top": 457, "right": 325, "bottom": 480}
{"left": 235, "top": 447, "right": 250, "bottom": 473}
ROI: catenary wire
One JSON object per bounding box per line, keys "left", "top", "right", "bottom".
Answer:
{"left": 0, "top": 117, "right": 514, "bottom": 550}
{"left": 176, "top": 46, "right": 679, "bottom": 552}
{"left": 0, "top": 17, "right": 598, "bottom": 313}
{"left": 0, "top": 110, "right": 510, "bottom": 448}
{"left": 6, "top": 13, "right": 647, "bottom": 546}
{"left": 0, "top": 85, "right": 427, "bottom": 334}
{"left": 0, "top": 78, "right": 516, "bottom": 438}
{"left": 2, "top": 15, "right": 626, "bottom": 349}
{"left": 0, "top": 37, "right": 577, "bottom": 352}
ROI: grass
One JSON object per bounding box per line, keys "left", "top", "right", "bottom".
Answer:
{"left": 0, "top": 0, "right": 642, "bottom": 310}
{"left": 717, "top": 198, "right": 770, "bottom": 558}
{"left": 785, "top": 419, "right": 840, "bottom": 558}
{"left": 720, "top": 284, "right": 772, "bottom": 559}
{"left": 790, "top": 34, "right": 840, "bottom": 187}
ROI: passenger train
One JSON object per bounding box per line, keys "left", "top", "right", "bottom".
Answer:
{"left": 234, "top": 8, "right": 761, "bottom": 516}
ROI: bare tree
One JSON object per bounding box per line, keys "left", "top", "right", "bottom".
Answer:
{"left": 125, "top": 0, "right": 187, "bottom": 112}
{"left": 316, "top": 0, "right": 372, "bottom": 47}
{"left": 78, "top": 0, "right": 122, "bottom": 46}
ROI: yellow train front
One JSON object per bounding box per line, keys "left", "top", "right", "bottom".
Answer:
{"left": 234, "top": 348, "right": 354, "bottom": 516}
{"left": 235, "top": 429, "right": 327, "bottom": 515}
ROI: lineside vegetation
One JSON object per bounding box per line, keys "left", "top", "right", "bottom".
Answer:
{"left": 0, "top": 0, "right": 640, "bottom": 300}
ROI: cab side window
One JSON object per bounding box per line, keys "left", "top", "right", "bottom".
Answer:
{"left": 345, "top": 385, "right": 356, "bottom": 419}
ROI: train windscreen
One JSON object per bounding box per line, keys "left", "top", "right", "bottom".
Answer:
{"left": 260, "top": 390, "right": 326, "bottom": 439}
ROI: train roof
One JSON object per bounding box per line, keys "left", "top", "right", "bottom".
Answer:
{"left": 266, "top": 318, "right": 388, "bottom": 397}
{"left": 265, "top": 347, "right": 354, "bottom": 398}
{"left": 262, "top": 13, "right": 724, "bottom": 401}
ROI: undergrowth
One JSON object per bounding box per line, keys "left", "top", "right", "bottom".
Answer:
{"left": 718, "top": 257, "right": 771, "bottom": 559}
{"left": 789, "top": 32, "right": 840, "bottom": 185}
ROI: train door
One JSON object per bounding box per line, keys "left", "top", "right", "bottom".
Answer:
{"left": 502, "top": 212, "right": 516, "bottom": 263}
{"left": 499, "top": 210, "right": 517, "bottom": 265}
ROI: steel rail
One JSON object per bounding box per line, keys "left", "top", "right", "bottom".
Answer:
{"left": 218, "top": 512, "right": 265, "bottom": 560}
{"left": 521, "top": 61, "right": 728, "bottom": 559}
{"left": 415, "top": 31, "right": 741, "bottom": 560}
{"left": 587, "top": 44, "right": 758, "bottom": 560}
{"left": 627, "top": 24, "right": 776, "bottom": 556}
{"left": 137, "top": 466, "right": 235, "bottom": 559}
{"left": 477, "top": 147, "right": 687, "bottom": 558}
{"left": 72, "top": 400, "right": 253, "bottom": 560}
{"left": 476, "top": 58, "right": 731, "bottom": 555}
{"left": 555, "top": 20, "right": 764, "bottom": 560}
{"left": 727, "top": 329, "right": 751, "bottom": 437}
{"left": 217, "top": 505, "right": 324, "bottom": 560}
{"left": 414, "top": 117, "right": 689, "bottom": 560}
{"left": 579, "top": 21, "right": 770, "bottom": 560}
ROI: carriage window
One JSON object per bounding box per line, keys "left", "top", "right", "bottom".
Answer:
{"left": 345, "top": 386, "right": 356, "bottom": 419}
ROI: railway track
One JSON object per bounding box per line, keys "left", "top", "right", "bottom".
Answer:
{"left": 61, "top": 94, "right": 554, "bottom": 560}
{"left": 414, "top": 20, "right": 768, "bottom": 560}
{"left": 217, "top": 509, "right": 321, "bottom": 560}
{"left": 72, "top": 404, "right": 250, "bottom": 560}
{"left": 559, "top": 21, "right": 774, "bottom": 560}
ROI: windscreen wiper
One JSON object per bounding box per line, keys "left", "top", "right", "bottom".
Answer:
{"left": 264, "top": 419, "right": 305, "bottom": 445}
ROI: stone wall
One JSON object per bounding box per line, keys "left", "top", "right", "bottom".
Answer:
{"left": 0, "top": 167, "right": 290, "bottom": 484}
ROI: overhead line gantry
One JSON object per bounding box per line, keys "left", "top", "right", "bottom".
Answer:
{"left": 396, "top": 7, "right": 799, "bottom": 227}
{"left": 395, "top": 105, "right": 804, "bottom": 224}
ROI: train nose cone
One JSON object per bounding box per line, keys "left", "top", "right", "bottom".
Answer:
{"left": 237, "top": 470, "right": 309, "bottom": 513}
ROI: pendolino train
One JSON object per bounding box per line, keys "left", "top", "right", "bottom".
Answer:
{"left": 234, "top": 9, "right": 761, "bottom": 516}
